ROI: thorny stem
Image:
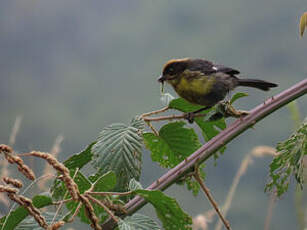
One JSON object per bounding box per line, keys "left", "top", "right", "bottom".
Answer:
{"left": 102, "top": 79, "right": 307, "bottom": 229}
{"left": 193, "top": 168, "right": 231, "bottom": 230}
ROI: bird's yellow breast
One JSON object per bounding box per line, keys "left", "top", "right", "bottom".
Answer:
{"left": 168, "top": 73, "right": 216, "bottom": 106}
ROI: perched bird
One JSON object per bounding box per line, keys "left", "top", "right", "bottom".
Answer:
{"left": 158, "top": 58, "right": 278, "bottom": 121}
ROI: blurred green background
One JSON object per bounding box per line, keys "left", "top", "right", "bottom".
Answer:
{"left": 0, "top": 0, "right": 306, "bottom": 229}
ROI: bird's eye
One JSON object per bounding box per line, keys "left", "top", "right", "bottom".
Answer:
{"left": 169, "top": 67, "right": 174, "bottom": 73}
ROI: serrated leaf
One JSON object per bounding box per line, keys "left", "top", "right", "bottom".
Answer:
{"left": 0, "top": 195, "right": 53, "bottom": 230}
{"left": 265, "top": 119, "right": 307, "bottom": 197}
{"left": 134, "top": 190, "right": 192, "bottom": 230}
{"left": 92, "top": 118, "right": 144, "bottom": 191}
{"left": 299, "top": 12, "right": 307, "bottom": 37}
{"left": 143, "top": 122, "right": 201, "bottom": 168}
{"left": 117, "top": 214, "right": 161, "bottom": 230}
{"left": 230, "top": 92, "right": 249, "bottom": 104}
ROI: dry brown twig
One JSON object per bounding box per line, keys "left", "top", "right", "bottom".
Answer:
{"left": 193, "top": 167, "right": 232, "bottom": 230}
{"left": 0, "top": 144, "right": 35, "bottom": 181}
{"left": 79, "top": 195, "right": 102, "bottom": 230}
{"left": 1, "top": 185, "right": 48, "bottom": 229}
{"left": 0, "top": 145, "right": 127, "bottom": 230}
{"left": 0, "top": 116, "right": 23, "bottom": 211}
{"left": 24, "top": 151, "right": 79, "bottom": 201}
{"left": 210, "top": 145, "right": 276, "bottom": 230}
{"left": 86, "top": 195, "right": 119, "bottom": 223}
{"left": 2, "top": 177, "right": 23, "bottom": 188}
{"left": 52, "top": 168, "right": 79, "bottom": 224}
{"left": 47, "top": 220, "right": 65, "bottom": 230}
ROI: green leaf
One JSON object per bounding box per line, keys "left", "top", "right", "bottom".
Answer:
{"left": 134, "top": 190, "right": 192, "bottom": 230}
{"left": 265, "top": 119, "right": 307, "bottom": 197}
{"left": 63, "top": 142, "right": 96, "bottom": 170}
{"left": 0, "top": 195, "right": 53, "bottom": 230}
{"left": 168, "top": 98, "right": 227, "bottom": 144}
{"left": 169, "top": 98, "right": 203, "bottom": 112}
{"left": 143, "top": 122, "right": 201, "bottom": 168}
{"left": 92, "top": 118, "right": 144, "bottom": 191}
{"left": 91, "top": 171, "right": 117, "bottom": 192}
{"left": 117, "top": 214, "right": 161, "bottom": 230}
{"left": 16, "top": 212, "right": 63, "bottom": 230}
{"left": 230, "top": 92, "right": 249, "bottom": 104}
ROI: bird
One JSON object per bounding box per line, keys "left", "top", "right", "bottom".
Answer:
{"left": 158, "top": 58, "right": 278, "bottom": 122}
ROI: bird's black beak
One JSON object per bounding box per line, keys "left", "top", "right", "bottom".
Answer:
{"left": 158, "top": 74, "right": 165, "bottom": 83}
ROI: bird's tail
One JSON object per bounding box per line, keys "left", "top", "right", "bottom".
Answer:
{"left": 237, "top": 79, "right": 278, "bottom": 91}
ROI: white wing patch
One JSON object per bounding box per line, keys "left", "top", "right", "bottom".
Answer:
{"left": 212, "top": 66, "right": 218, "bottom": 70}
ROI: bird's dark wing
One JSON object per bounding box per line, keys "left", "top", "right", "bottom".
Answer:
{"left": 214, "top": 64, "right": 240, "bottom": 75}
{"left": 188, "top": 59, "right": 240, "bottom": 75}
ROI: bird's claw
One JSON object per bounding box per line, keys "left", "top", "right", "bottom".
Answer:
{"left": 184, "top": 112, "right": 195, "bottom": 123}
{"left": 222, "top": 101, "right": 249, "bottom": 118}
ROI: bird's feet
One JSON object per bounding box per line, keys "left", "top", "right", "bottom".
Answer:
{"left": 218, "top": 101, "right": 249, "bottom": 118}
{"left": 184, "top": 112, "right": 195, "bottom": 123}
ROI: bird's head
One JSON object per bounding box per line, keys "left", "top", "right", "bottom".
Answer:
{"left": 158, "top": 58, "right": 190, "bottom": 84}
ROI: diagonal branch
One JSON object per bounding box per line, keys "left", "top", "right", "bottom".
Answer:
{"left": 193, "top": 168, "right": 231, "bottom": 230}
{"left": 102, "top": 79, "right": 307, "bottom": 229}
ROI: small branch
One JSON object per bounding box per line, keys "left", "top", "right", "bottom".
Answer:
{"left": 53, "top": 198, "right": 73, "bottom": 205}
{"left": 67, "top": 202, "right": 82, "bottom": 223}
{"left": 86, "top": 195, "right": 119, "bottom": 223}
{"left": 142, "top": 112, "right": 207, "bottom": 122}
{"left": 193, "top": 169, "right": 231, "bottom": 230}
{"left": 141, "top": 106, "right": 169, "bottom": 118}
{"left": 145, "top": 121, "right": 159, "bottom": 136}
{"left": 214, "top": 154, "right": 253, "bottom": 230}
{"left": 102, "top": 79, "right": 307, "bottom": 229}
{"left": 86, "top": 191, "right": 133, "bottom": 197}
{"left": 52, "top": 168, "right": 79, "bottom": 224}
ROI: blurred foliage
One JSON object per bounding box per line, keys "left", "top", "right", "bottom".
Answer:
{"left": 299, "top": 12, "right": 307, "bottom": 37}
{"left": 265, "top": 118, "right": 307, "bottom": 197}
